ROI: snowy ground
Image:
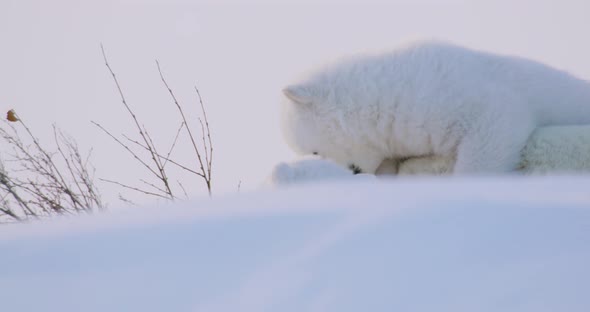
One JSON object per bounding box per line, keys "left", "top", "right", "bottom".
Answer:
{"left": 1, "top": 176, "right": 589, "bottom": 311}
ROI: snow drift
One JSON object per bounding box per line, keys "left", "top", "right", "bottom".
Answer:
{"left": 1, "top": 177, "right": 589, "bottom": 312}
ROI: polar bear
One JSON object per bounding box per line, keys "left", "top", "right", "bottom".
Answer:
{"left": 268, "top": 125, "right": 590, "bottom": 186}
{"left": 281, "top": 41, "right": 590, "bottom": 175}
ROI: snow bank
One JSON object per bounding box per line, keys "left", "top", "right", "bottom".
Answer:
{"left": 1, "top": 177, "right": 589, "bottom": 311}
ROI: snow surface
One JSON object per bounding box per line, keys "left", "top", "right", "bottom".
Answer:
{"left": 1, "top": 176, "right": 590, "bottom": 311}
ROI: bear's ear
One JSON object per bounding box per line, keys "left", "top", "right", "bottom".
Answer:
{"left": 282, "top": 85, "right": 317, "bottom": 105}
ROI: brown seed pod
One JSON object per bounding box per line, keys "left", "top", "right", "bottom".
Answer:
{"left": 6, "top": 109, "right": 18, "bottom": 122}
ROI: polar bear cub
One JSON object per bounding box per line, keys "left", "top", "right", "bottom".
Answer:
{"left": 268, "top": 125, "right": 590, "bottom": 187}
{"left": 281, "top": 41, "right": 590, "bottom": 175}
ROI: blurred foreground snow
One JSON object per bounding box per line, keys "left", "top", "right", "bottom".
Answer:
{"left": 1, "top": 177, "right": 589, "bottom": 312}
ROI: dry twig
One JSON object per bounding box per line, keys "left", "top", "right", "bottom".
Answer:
{"left": 0, "top": 113, "right": 103, "bottom": 222}
{"left": 94, "top": 46, "right": 214, "bottom": 202}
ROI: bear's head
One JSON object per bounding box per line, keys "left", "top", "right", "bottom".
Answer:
{"left": 280, "top": 83, "right": 384, "bottom": 175}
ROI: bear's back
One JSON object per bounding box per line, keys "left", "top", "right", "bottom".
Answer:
{"left": 306, "top": 41, "right": 590, "bottom": 126}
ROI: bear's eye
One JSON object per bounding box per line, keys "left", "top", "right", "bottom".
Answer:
{"left": 348, "top": 164, "right": 362, "bottom": 175}
{"left": 312, "top": 151, "right": 319, "bottom": 155}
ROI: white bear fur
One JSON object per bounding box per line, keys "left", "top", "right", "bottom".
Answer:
{"left": 381, "top": 125, "right": 590, "bottom": 175}
{"left": 269, "top": 125, "right": 590, "bottom": 186}
{"left": 268, "top": 156, "right": 354, "bottom": 185}
{"left": 266, "top": 156, "right": 375, "bottom": 187}
{"left": 281, "top": 41, "right": 590, "bottom": 175}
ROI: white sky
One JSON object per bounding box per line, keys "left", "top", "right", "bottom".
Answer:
{"left": 2, "top": 0, "right": 590, "bottom": 205}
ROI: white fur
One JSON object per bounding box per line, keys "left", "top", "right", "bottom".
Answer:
{"left": 281, "top": 41, "right": 590, "bottom": 175}
{"left": 385, "top": 125, "right": 590, "bottom": 175}
{"left": 519, "top": 125, "right": 590, "bottom": 174}
{"left": 268, "top": 125, "right": 590, "bottom": 186}
{"left": 265, "top": 156, "right": 375, "bottom": 187}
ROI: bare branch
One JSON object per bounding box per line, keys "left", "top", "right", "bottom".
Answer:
{"left": 92, "top": 121, "right": 161, "bottom": 178}
{"left": 177, "top": 180, "right": 189, "bottom": 200}
{"left": 139, "top": 178, "right": 172, "bottom": 198}
{"left": 142, "top": 125, "right": 173, "bottom": 196}
{"left": 99, "top": 46, "right": 175, "bottom": 200}
{"left": 156, "top": 61, "right": 212, "bottom": 196}
{"left": 195, "top": 86, "right": 214, "bottom": 188}
{"left": 122, "top": 133, "right": 205, "bottom": 178}
{"left": 90, "top": 48, "right": 216, "bottom": 204}
{"left": 0, "top": 116, "right": 102, "bottom": 221}
{"left": 162, "top": 121, "right": 185, "bottom": 169}
{"left": 100, "top": 178, "right": 170, "bottom": 200}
